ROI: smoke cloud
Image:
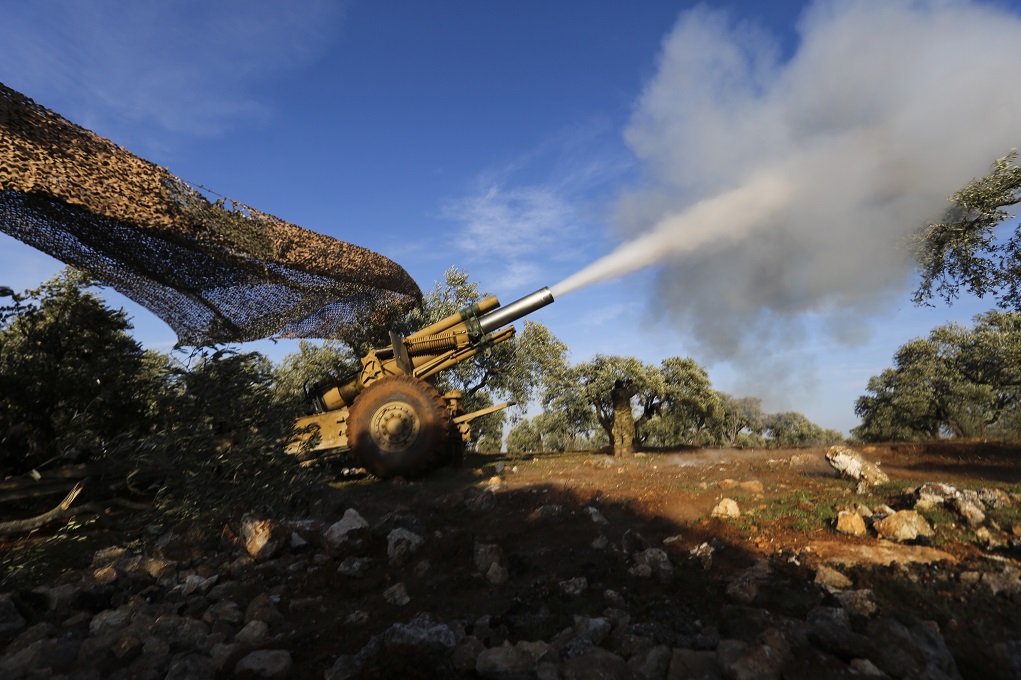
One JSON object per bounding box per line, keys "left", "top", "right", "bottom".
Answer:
{"left": 553, "top": 0, "right": 1021, "bottom": 394}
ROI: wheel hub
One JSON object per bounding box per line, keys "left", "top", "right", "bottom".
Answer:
{"left": 368, "top": 402, "right": 421, "bottom": 453}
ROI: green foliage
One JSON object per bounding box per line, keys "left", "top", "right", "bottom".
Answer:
{"left": 143, "top": 347, "right": 323, "bottom": 522}
{"left": 854, "top": 311, "right": 1021, "bottom": 441}
{"left": 0, "top": 269, "right": 156, "bottom": 473}
{"left": 655, "top": 357, "right": 724, "bottom": 446}
{"left": 506, "top": 418, "right": 542, "bottom": 454}
{"left": 718, "top": 394, "right": 765, "bottom": 447}
{"left": 763, "top": 411, "right": 842, "bottom": 448}
{"left": 0, "top": 271, "right": 322, "bottom": 526}
{"left": 914, "top": 151, "right": 1021, "bottom": 309}
{"left": 532, "top": 410, "right": 578, "bottom": 451}
{"left": 463, "top": 390, "right": 506, "bottom": 452}
{"left": 273, "top": 339, "right": 359, "bottom": 405}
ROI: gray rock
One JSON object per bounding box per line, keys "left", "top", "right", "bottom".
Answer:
{"left": 835, "top": 589, "right": 878, "bottom": 618}
{"left": 465, "top": 488, "right": 497, "bottom": 512}
{"left": 474, "top": 542, "right": 504, "bottom": 574}
{"left": 476, "top": 640, "right": 551, "bottom": 678}
{"left": 814, "top": 565, "right": 853, "bottom": 592}
{"left": 667, "top": 648, "right": 721, "bottom": 680}
{"left": 806, "top": 606, "right": 851, "bottom": 629}
{"left": 166, "top": 651, "right": 216, "bottom": 679}
{"left": 628, "top": 644, "right": 671, "bottom": 680}
{"left": 979, "top": 488, "right": 1013, "bottom": 509}
{"left": 387, "top": 527, "right": 424, "bottom": 565}
{"left": 873, "top": 510, "right": 933, "bottom": 542}
{"left": 585, "top": 506, "right": 609, "bottom": 525}
{"left": 239, "top": 513, "right": 289, "bottom": 562}
{"left": 353, "top": 615, "right": 457, "bottom": 675}
{"left": 849, "top": 657, "right": 886, "bottom": 676}
{"left": 573, "top": 616, "right": 612, "bottom": 646}
{"left": 88, "top": 607, "right": 131, "bottom": 636}
{"left": 324, "top": 654, "right": 361, "bottom": 680}
{"left": 322, "top": 509, "right": 369, "bottom": 555}
{"left": 486, "top": 562, "right": 509, "bottom": 585}
{"left": 210, "top": 642, "right": 240, "bottom": 673}
{"left": 345, "top": 610, "right": 369, "bottom": 625}
{"left": 181, "top": 573, "right": 218, "bottom": 597}
{"left": 383, "top": 582, "right": 411, "bottom": 606}
{"left": 947, "top": 496, "right": 986, "bottom": 527}
{"left": 0, "top": 638, "right": 49, "bottom": 677}
{"left": 915, "top": 482, "right": 959, "bottom": 509}
{"left": 864, "top": 617, "right": 958, "bottom": 679}
{"left": 826, "top": 446, "right": 889, "bottom": 490}
{"left": 337, "top": 556, "right": 372, "bottom": 577}
{"left": 559, "top": 577, "right": 588, "bottom": 597}
{"left": 534, "top": 504, "right": 564, "bottom": 520}
{"left": 716, "top": 628, "right": 791, "bottom": 680}
{"left": 537, "top": 661, "right": 560, "bottom": 680}
{"left": 234, "top": 619, "right": 269, "bottom": 644}
{"left": 451, "top": 635, "right": 485, "bottom": 672}
{"left": 631, "top": 548, "right": 673, "bottom": 581}
{"left": 981, "top": 565, "right": 1021, "bottom": 597}
{"left": 561, "top": 645, "right": 629, "bottom": 680}
{"left": 233, "top": 648, "right": 293, "bottom": 678}
{"left": 0, "top": 593, "right": 27, "bottom": 633}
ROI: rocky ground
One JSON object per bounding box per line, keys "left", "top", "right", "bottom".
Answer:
{"left": 1, "top": 441, "right": 1020, "bottom": 679}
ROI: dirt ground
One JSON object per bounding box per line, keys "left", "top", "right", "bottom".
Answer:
{"left": 3, "top": 441, "right": 1020, "bottom": 678}
{"left": 277, "top": 441, "right": 1020, "bottom": 677}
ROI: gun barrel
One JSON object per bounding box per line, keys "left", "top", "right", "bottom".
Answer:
{"left": 478, "top": 286, "right": 554, "bottom": 334}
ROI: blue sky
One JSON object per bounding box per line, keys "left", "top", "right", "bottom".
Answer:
{"left": 2, "top": 0, "right": 1020, "bottom": 435}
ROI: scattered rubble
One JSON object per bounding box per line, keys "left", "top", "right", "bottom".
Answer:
{"left": 2, "top": 445, "right": 1019, "bottom": 678}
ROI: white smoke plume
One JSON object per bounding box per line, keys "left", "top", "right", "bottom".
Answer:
{"left": 553, "top": 0, "right": 1021, "bottom": 393}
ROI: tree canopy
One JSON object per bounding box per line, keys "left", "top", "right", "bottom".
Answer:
{"left": 914, "top": 151, "right": 1021, "bottom": 309}
{"left": 0, "top": 269, "right": 157, "bottom": 473}
{"left": 853, "top": 311, "right": 1021, "bottom": 441}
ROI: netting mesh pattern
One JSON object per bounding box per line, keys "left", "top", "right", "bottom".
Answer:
{"left": 0, "top": 83, "right": 421, "bottom": 345}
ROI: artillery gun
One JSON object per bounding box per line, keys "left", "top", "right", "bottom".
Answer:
{"left": 290, "top": 287, "right": 554, "bottom": 478}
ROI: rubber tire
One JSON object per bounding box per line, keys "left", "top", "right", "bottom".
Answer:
{"left": 347, "top": 375, "right": 451, "bottom": 479}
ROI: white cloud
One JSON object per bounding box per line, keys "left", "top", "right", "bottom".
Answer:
{"left": 439, "top": 120, "right": 633, "bottom": 292}
{"left": 444, "top": 184, "right": 574, "bottom": 258}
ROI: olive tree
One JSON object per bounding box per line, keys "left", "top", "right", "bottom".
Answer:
{"left": 147, "top": 347, "right": 323, "bottom": 521}
{"left": 657, "top": 357, "right": 724, "bottom": 446}
{"left": 567, "top": 355, "right": 664, "bottom": 456}
{"left": 274, "top": 340, "right": 359, "bottom": 405}
{"left": 914, "top": 151, "right": 1021, "bottom": 309}
{"left": 763, "top": 411, "right": 842, "bottom": 448}
{"left": 853, "top": 312, "right": 1021, "bottom": 441}
{"left": 0, "top": 269, "right": 157, "bottom": 473}
{"left": 718, "top": 394, "right": 765, "bottom": 447}
{"left": 506, "top": 418, "right": 542, "bottom": 454}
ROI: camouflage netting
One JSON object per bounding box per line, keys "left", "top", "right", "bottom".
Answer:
{"left": 0, "top": 82, "right": 421, "bottom": 346}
